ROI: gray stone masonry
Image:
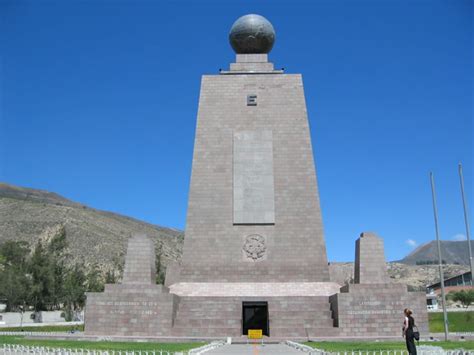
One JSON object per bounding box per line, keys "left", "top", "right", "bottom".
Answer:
{"left": 122, "top": 233, "right": 156, "bottom": 284}
{"left": 329, "top": 284, "right": 428, "bottom": 337}
{"left": 329, "top": 232, "right": 429, "bottom": 337}
{"left": 85, "top": 234, "right": 177, "bottom": 336}
{"left": 354, "top": 232, "right": 389, "bottom": 284}
{"left": 226, "top": 54, "right": 278, "bottom": 73}
{"left": 171, "top": 296, "right": 336, "bottom": 338}
{"left": 177, "top": 53, "right": 330, "bottom": 283}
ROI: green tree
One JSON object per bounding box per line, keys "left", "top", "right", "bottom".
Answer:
{"left": 0, "top": 241, "right": 29, "bottom": 267}
{"left": 105, "top": 270, "right": 116, "bottom": 284}
{"left": 50, "top": 257, "right": 66, "bottom": 310}
{"left": 63, "top": 264, "right": 86, "bottom": 321}
{"left": 0, "top": 265, "right": 30, "bottom": 311}
{"left": 28, "top": 241, "right": 55, "bottom": 311}
{"left": 47, "top": 226, "right": 67, "bottom": 255}
{"left": 155, "top": 243, "right": 165, "bottom": 284}
{"left": 48, "top": 230, "right": 69, "bottom": 310}
{"left": 0, "top": 241, "right": 31, "bottom": 311}
{"left": 86, "top": 264, "right": 104, "bottom": 292}
{"left": 449, "top": 290, "right": 474, "bottom": 309}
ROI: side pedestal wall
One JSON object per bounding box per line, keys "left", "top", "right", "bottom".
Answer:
{"left": 329, "top": 284, "right": 428, "bottom": 337}
{"left": 85, "top": 285, "right": 178, "bottom": 336}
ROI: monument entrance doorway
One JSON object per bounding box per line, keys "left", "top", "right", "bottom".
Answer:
{"left": 242, "top": 302, "right": 269, "bottom": 336}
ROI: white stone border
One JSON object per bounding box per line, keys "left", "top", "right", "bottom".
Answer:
{"left": 285, "top": 340, "right": 321, "bottom": 353}
{"left": 0, "top": 331, "right": 71, "bottom": 336}
{"left": 188, "top": 341, "right": 226, "bottom": 354}
{"left": 0, "top": 344, "right": 177, "bottom": 355}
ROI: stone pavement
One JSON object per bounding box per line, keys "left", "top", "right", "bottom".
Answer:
{"left": 205, "top": 343, "right": 303, "bottom": 354}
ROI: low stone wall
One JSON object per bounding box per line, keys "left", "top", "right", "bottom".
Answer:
{"left": 0, "top": 311, "right": 82, "bottom": 326}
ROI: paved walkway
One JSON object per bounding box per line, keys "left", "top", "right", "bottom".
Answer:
{"left": 205, "top": 343, "right": 302, "bottom": 354}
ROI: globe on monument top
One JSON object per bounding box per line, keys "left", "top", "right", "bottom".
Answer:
{"left": 229, "top": 14, "right": 276, "bottom": 54}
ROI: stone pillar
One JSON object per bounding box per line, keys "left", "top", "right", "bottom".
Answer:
{"left": 354, "top": 232, "right": 389, "bottom": 284}
{"left": 122, "top": 234, "right": 156, "bottom": 284}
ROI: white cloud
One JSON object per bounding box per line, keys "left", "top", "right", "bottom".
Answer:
{"left": 451, "top": 233, "right": 467, "bottom": 241}
{"left": 406, "top": 239, "right": 418, "bottom": 248}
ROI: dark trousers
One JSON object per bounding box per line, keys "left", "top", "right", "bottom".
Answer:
{"left": 405, "top": 329, "right": 417, "bottom": 355}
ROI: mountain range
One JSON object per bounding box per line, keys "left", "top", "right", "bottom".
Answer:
{"left": 398, "top": 240, "right": 473, "bottom": 265}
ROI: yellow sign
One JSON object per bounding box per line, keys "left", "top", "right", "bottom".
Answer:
{"left": 248, "top": 329, "right": 263, "bottom": 339}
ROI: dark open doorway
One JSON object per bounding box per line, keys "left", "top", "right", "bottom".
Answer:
{"left": 242, "top": 301, "right": 269, "bottom": 336}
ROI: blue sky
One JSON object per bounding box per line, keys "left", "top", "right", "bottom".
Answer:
{"left": 1, "top": 0, "right": 472, "bottom": 262}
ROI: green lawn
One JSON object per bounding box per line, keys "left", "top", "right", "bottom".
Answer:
{"left": 429, "top": 311, "right": 474, "bottom": 332}
{"left": 0, "top": 325, "right": 84, "bottom": 332}
{"left": 0, "top": 335, "right": 204, "bottom": 352}
{"left": 305, "top": 341, "right": 474, "bottom": 351}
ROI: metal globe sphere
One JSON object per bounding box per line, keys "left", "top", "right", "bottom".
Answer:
{"left": 229, "top": 14, "right": 276, "bottom": 54}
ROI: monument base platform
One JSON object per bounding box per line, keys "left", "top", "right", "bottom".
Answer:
{"left": 85, "top": 234, "right": 429, "bottom": 339}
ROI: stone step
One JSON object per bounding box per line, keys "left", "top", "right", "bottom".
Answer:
{"left": 177, "top": 306, "right": 241, "bottom": 312}
{"left": 270, "top": 318, "right": 334, "bottom": 327}
{"left": 269, "top": 310, "right": 332, "bottom": 317}
{"left": 178, "top": 308, "right": 242, "bottom": 317}
{"left": 270, "top": 297, "right": 330, "bottom": 302}
{"left": 276, "top": 304, "right": 329, "bottom": 308}
{"left": 173, "top": 318, "right": 241, "bottom": 327}
{"left": 171, "top": 327, "right": 240, "bottom": 337}
{"left": 178, "top": 298, "right": 242, "bottom": 303}
{"left": 271, "top": 302, "right": 331, "bottom": 309}
{"left": 271, "top": 326, "right": 338, "bottom": 338}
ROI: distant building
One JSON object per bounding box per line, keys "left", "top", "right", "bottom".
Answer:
{"left": 426, "top": 291, "right": 438, "bottom": 310}
{"left": 427, "top": 271, "right": 472, "bottom": 295}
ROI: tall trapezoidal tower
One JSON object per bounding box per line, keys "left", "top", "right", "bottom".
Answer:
{"left": 173, "top": 14, "right": 331, "bottom": 285}
{"left": 165, "top": 14, "right": 340, "bottom": 337}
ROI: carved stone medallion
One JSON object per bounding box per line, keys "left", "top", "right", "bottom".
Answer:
{"left": 242, "top": 234, "right": 266, "bottom": 261}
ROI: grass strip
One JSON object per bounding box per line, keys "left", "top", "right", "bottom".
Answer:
{"left": 429, "top": 311, "right": 474, "bottom": 333}
{"left": 0, "top": 336, "right": 204, "bottom": 352}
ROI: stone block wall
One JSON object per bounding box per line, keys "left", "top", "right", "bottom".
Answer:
{"left": 329, "top": 284, "right": 428, "bottom": 337}
{"left": 85, "top": 285, "right": 177, "bottom": 336}
{"left": 122, "top": 234, "right": 156, "bottom": 284}
{"left": 354, "top": 232, "right": 389, "bottom": 284}
{"left": 171, "top": 295, "right": 336, "bottom": 338}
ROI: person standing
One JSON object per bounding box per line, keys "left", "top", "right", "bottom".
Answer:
{"left": 403, "top": 308, "right": 417, "bottom": 355}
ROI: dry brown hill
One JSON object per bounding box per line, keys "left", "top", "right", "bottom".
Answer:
{"left": 0, "top": 182, "right": 183, "bottom": 275}
{"left": 329, "top": 262, "right": 469, "bottom": 289}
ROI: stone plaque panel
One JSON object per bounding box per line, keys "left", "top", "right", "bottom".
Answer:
{"left": 233, "top": 130, "right": 275, "bottom": 224}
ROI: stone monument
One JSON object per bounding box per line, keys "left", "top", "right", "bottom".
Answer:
{"left": 166, "top": 13, "right": 341, "bottom": 337}
{"left": 330, "top": 232, "right": 429, "bottom": 337}
{"left": 85, "top": 234, "right": 177, "bottom": 336}
{"left": 84, "top": 14, "right": 428, "bottom": 339}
